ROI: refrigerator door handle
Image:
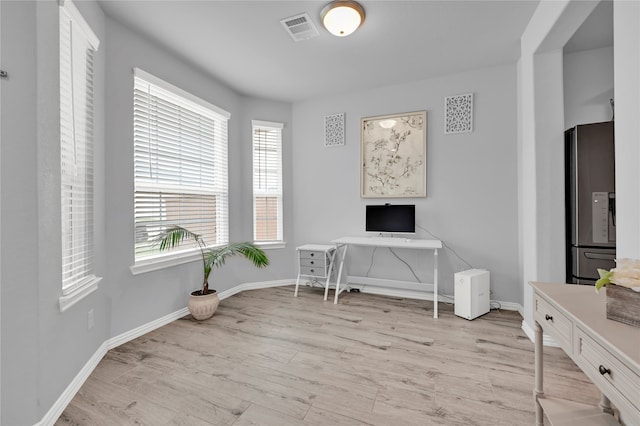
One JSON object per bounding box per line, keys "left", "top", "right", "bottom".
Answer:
{"left": 584, "top": 252, "right": 616, "bottom": 260}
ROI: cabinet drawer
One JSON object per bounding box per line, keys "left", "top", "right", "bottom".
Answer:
{"left": 300, "top": 258, "right": 326, "bottom": 268}
{"left": 575, "top": 327, "right": 640, "bottom": 413}
{"left": 299, "top": 265, "right": 326, "bottom": 278}
{"left": 534, "top": 295, "right": 573, "bottom": 351}
{"left": 300, "top": 250, "right": 326, "bottom": 260}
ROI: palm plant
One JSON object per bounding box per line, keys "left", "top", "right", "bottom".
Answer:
{"left": 153, "top": 225, "right": 269, "bottom": 295}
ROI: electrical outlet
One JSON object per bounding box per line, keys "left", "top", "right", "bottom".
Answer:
{"left": 88, "top": 309, "right": 94, "bottom": 330}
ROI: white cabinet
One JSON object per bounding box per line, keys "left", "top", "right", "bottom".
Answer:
{"left": 531, "top": 282, "right": 640, "bottom": 426}
{"left": 294, "top": 244, "right": 336, "bottom": 300}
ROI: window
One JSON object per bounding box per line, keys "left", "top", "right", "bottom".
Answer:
{"left": 133, "top": 69, "right": 230, "bottom": 266}
{"left": 59, "top": 0, "right": 101, "bottom": 310}
{"left": 252, "top": 121, "right": 283, "bottom": 243}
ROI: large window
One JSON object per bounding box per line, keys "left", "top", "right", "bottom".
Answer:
{"left": 133, "top": 69, "right": 230, "bottom": 264}
{"left": 252, "top": 121, "right": 283, "bottom": 243}
{"left": 59, "top": 0, "right": 100, "bottom": 308}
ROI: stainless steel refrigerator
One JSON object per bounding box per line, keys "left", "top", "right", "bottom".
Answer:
{"left": 565, "top": 121, "right": 616, "bottom": 284}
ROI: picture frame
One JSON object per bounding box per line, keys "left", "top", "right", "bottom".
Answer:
{"left": 361, "top": 111, "right": 427, "bottom": 198}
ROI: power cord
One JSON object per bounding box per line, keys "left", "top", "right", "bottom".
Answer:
{"left": 415, "top": 224, "right": 474, "bottom": 270}
{"left": 366, "top": 247, "right": 378, "bottom": 277}
{"left": 389, "top": 247, "right": 421, "bottom": 282}
{"left": 367, "top": 227, "right": 473, "bottom": 283}
{"left": 365, "top": 245, "right": 422, "bottom": 283}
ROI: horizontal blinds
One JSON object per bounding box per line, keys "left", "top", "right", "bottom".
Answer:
{"left": 134, "top": 72, "right": 229, "bottom": 260}
{"left": 252, "top": 121, "right": 283, "bottom": 242}
{"left": 60, "top": 2, "right": 99, "bottom": 293}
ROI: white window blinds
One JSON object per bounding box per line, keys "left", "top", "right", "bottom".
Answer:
{"left": 60, "top": 0, "right": 100, "bottom": 294}
{"left": 252, "top": 121, "right": 283, "bottom": 243}
{"left": 133, "top": 69, "right": 230, "bottom": 261}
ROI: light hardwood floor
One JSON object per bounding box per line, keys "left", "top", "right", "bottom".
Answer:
{"left": 56, "top": 286, "right": 601, "bottom": 425}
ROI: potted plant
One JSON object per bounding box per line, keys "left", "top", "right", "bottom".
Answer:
{"left": 154, "top": 225, "right": 269, "bottom": 320}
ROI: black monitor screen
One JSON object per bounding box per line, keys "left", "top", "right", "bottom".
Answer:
{"left": 366, "top": 204, "right": 415, "bottom": 234}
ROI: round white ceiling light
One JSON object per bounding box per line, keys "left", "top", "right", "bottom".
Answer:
{"left": 321, "top": 1, "right": 366, "bottom": 37}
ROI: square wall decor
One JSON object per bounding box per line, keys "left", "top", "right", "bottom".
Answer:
{"left": 444, "top": 93, "right": 473, "bottom": 134}
{"left": 324, "top": 112, "right": 345, "bottom": 147}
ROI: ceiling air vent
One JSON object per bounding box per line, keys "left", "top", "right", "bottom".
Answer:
{"left": 280, "top": 13, "right": 320, "bottom": 42}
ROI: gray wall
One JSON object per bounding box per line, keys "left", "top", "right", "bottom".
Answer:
{"left": 291, "top": 64, "right": 520, "bottom": 303}
{"left": 564, "top": 46, "right": 614, "bottom": 129}
{"left": 0, "top": 2, "right": 519, "bottom": 422}
{"left": 104, "top": 17, "right": 294, "bottom": 338}
{"left": 1, "top": 1, "right": 108, "bottom": 424}
{"left": 0, "top": 2, "right": 294, "bottom": 424}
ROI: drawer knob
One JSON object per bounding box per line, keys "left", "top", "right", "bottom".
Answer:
{"left": 598, "top": 365, "right": 611, "bottom": 376}
{"left": 545, "top": 314, "right": 553, "bottom": 322}
{"left": 310, "top": 253, "right": 315, "bottom": 257}
{"left": 310, "top": 269, "right": 315, "bottom": 273}
{"left": 310, "top": 261, "right": 314, "bottom": 265}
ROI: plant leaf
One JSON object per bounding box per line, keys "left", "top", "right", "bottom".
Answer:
{"left": 595, "top": 268, "right": 613, "bottom": 291}
{"left": 204, "top": 242, "right": 269, "bottom": 273}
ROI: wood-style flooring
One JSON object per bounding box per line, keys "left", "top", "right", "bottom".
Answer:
{"left": 56, "top": 286, "right": 601, "bottom": 425}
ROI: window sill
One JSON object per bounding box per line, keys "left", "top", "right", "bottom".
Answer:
{"left": 131, "top": 242, "right": 285, "bottom": 276}
{"left": 130, "top": 249, "right": 202, "bottom": 276}
{"left": 254, "top": 241, "right": 287, "bottom": 250}
{"left": 59, "top": 276, "right": 102, "bottom": 312}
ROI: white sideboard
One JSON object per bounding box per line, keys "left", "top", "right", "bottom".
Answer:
{"left": 530, "top": 282, "right": 640, "bottom": 426}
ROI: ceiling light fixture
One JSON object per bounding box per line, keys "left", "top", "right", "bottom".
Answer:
{"left": 321, "top": 0, "right": 365, "bottom": 37}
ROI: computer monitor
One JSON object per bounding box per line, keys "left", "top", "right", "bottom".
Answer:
{"left": 365, "top": 204, "right": 415, "bottom": 234}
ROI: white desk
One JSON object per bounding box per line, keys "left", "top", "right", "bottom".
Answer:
{"left": 331, "top": 236, "right": 443, "bottom": 318}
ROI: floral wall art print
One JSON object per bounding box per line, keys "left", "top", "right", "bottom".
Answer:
{"left": 361, "top": 111, "right": 427, "bottom": 198}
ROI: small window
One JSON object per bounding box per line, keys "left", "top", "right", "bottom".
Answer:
{"left": 252, "top": 121, "right": 283, "bottom": 243}
{"left": 59, "top": 0, "right": 101, "bottom": 307}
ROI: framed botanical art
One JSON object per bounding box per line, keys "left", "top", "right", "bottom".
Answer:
{"left": 361, "top": 111, "right": 427, "bottom": 198}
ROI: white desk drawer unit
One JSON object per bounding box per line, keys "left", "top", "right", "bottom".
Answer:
{"left": 531, "top": 282, "right": 640, "bottom": 426}
{"left": 294, "top": 244, "right": 336, "bottom": 300}
{"left": 299, "top": 250, "right": 328, "bottom": 278}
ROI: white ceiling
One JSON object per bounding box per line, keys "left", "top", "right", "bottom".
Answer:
{"left": 97, "top": 0, "right": 612, "bottom": 103}
{"left": 564, "top": 0, "right": 613, "bottom": 54}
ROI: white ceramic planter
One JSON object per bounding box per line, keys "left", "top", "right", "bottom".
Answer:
{"left": 187, "top": 290, "right": 220, "bottom": 320}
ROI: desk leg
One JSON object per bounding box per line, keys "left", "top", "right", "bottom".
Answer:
{"left": 324, "top": 249, "right": 337, "bottom": 301}
{"left": 294, "top": 250, "right": 301, "bottom": 297}
{"left": 534, "top": 321, "right": 544, "bottom": 426}
{"left": 334, "top": 244, "right": 348, "bottom": 304}
{"left": 294, "top": 272, "right": 301, "bottom": 297}
{"left": 598, "top": 393, "right": 614, "bottom": 415}
{"left": 433, "top": 248, "right": 439, "bottom": 319}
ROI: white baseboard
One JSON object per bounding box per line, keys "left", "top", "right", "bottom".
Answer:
{"left": 36, "top": 341, "right": 109, "bottom": 426}
{"left": 348, "top": 284, "right": 523, "bottom": 314}
{"left": 347, "top": 275, "right": 435, "bottom": 293}
{"left": 35, "top": 279, "right": 292, "bottom": 426}
{"left": 494, "top": 300, "right": 523, "bottom": 316}
{"left": 217, "top": 279, "right": 293, "bottom": 300}
{"left": 106, "top": 307, "right": 190, "bottom": 350}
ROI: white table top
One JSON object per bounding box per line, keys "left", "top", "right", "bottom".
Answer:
{"left": 531, "top": 282, "right": 640, "bottom": 373}
{"left": 332, "top": 236, "right": 442, "bottom": 249}
{"left": 296, "top": 244, "right": 336, "bottom": 251}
